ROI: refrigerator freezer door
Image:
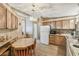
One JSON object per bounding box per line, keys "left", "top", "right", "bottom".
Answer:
{"left": 40, "top": 26, "right": 50, "bottom": 32}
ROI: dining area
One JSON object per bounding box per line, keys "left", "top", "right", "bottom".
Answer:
{"left": 0, "top": 33, "right": 36, "bottom": 56}
{"left": 11, "top": 37, "right": 36, "bottom": 56}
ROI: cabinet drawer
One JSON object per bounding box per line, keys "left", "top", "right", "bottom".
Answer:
{"left": 49, "top": 36, "right": 55, "bottom": 44}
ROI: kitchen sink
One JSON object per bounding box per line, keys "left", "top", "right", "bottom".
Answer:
{"left": 73, "top": 44, "right": 79, "bottom": 48}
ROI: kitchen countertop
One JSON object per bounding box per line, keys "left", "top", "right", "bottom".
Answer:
{"left": 50, "top": 34, "right": 79, "bottom": 56}
{"left": 0, "top": 29, "right": 17, "bottom": 33}
{"left": 0, "top": 39, "right": 13, "bottom": 47}
{"left": 60, "top": 34, "right": 79, "bottom": 56}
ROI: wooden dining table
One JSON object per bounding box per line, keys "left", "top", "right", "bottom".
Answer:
{"left": 11, "top": 38, "right": 36, "bottom": 56}
{"left": 12, "top": 38, "right": 35, "bottom": 48}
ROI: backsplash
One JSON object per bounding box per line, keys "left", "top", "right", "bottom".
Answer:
{"left": 0, "top": 29, "right": 18, "bottom": 41}
{"left": 75, "top": 31, "right": 79, "bottom": 38}
{"left": 50, "top": 29, "right": 74, "bottom": 34}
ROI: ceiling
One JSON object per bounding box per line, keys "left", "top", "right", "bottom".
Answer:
{"left": 8, "top": 3, "right": 79, "bottom": 18}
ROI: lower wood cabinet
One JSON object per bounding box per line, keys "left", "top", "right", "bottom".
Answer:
{"left": 1, "top": 50, "right": 10, "bottom": 56}
{"left": 49, "top": 35, "right": 66, "bottom": 46}
{"left": 55, "top": 35, "right": 65, "bottom": 46}
{"left": 49, "top": 35, "right": 55, "bottom": 44}
{"left": 0, "top": 43, "right": 11, "bottom": 56}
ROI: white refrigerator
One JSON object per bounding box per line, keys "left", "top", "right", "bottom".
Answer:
{"left": 40, "top": 25, "right": 50, "bottom": 45}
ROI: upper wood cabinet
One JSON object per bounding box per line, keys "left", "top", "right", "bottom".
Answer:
{"left": 40, "top": 17, "right": 75, "bottom": 29}
{"left": 62, "top": 20, "right": 70, "bottom": 29}
{"left": 0, "top": 4, "right": 18, "bottom": 29}
{"left": 15, "top": 17, "right": 18, "bottom": 29}
{"left": 50, "top": 21, "right": 56, "bottom": 29}
{"left": 62, "top": 20, "right": 75, "bottom": 29}
{"left": 0, "top": 4, "right": 7, "bottom": 29}
{"left": 11, "top": 14, "right": 16, "bottom": 29}
{"left": 70, "top": 20, "right": 75, "bottom": 29}
{"left": 56, "top": 21, "right": 62, "bottom": 29}
{"left": 7, "top": 10, "right": 12, "bottom": 29}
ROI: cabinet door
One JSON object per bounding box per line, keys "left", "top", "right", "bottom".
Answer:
{"left": 7, "top": 10, "right": 12, "bottom": 29}
{"left": 11, "top": 14, "right": 16, "bottom": 29}
{"left": 55, "top": 35, "right": 65, "bottom": 46}
{"left": 50, "top": 21, "right": 56, "bottom": 29}
{"left": 70, "top": 20, "right": 75, "bottom": 29}
{"left": 49, "top": 35, "right": 55, "bottom": 44}
{"left": 63, "top": 20, "right": 70, "bottom": 29}
{"left": 0, "top": 5, "right": 7, "bottom": 28}
{"left": 56, "top": 21, "right": 62, "bottom": 29}
{"left": 15, "top": 17, "right": 18, "bottom": 29}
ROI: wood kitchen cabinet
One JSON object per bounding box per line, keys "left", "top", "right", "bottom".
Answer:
{"left": 49, "top": 35, "right": 65, "bottom": 46}
{"left": 7, "top": 10, "right": 12, "bottom": 29}
{"left": 15, "top": 17, "right": 18, "bottom": 29}
{"left": 55, "top": 35, "right": 65, "bottom": 46}
{"left": 50, "top": 21, "right": 56, "bottom": 29}
{"left": 70, "top": 20, "right": 75, "bottom": 29}
{"left": 7, "top": 11, "right": 18, "bottom": 29}
{"left": 56, "top": 21, "right": 62, "bottom": 29}
{"left": 62, "top": 20, "right": 70, "bottom": 29}
{"left": 41, "top": 16, "right": 75, "bottom": 30}
{"left": 49, "top": 35, "right": 55, "bottom": 44}
{"left": 62, "top": 20, "right": 75, "bottom": 29}
{"left": 0, "top": 4, "right": 7, "bottom": 29}
{"left": 11, "top": 14, "right": 16, "bottom": 29}
{"left": 0, "top": 4, "right": 18, "bottom": 29}
{"left": 50, "top": 20, "right": 75, "bottom": 29}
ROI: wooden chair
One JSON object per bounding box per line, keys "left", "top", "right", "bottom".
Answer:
{"left": 27, "top": 39, "right": 36, "bottom": 56}
{"left": 32, "top": 39, "right": 36, "bottom": 55}
{"left": 12, "top": 47, "right": 29, "bottom": 56}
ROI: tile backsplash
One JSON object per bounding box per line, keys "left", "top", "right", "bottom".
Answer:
{"left": 75, "top": 31, "right": 79, "bottom": 38}
{"left": 0, "top": 29, "right": 18, "bottom": 41}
